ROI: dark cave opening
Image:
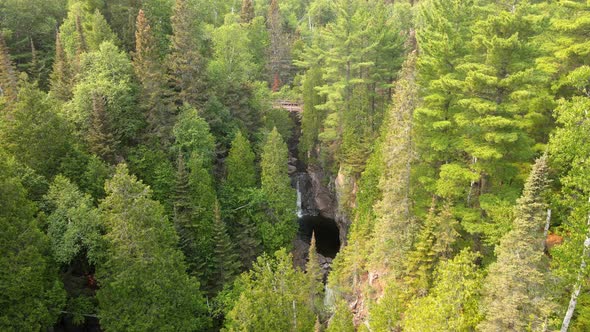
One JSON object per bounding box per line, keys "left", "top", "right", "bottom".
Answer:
{"left": 298, "top": 215, "right": 341, "bottom": 258}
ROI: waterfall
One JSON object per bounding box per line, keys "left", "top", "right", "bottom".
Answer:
{"left": 296, "top": 175, "right": 303, "bottom": 218}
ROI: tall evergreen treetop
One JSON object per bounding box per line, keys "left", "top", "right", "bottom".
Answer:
{"left": 225, "top": 131, "right": 257, "bottom": 191}
{"left": 479, "top": 155, "right": 554, "bottom": 331}
{"left": 97, "top": 164, "right": 210, "bottom": 331}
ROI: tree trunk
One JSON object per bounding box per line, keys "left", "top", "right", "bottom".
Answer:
{"left": 561, "top": 197, "right": 590, "bottom": 332}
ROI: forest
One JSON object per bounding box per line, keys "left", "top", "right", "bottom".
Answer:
{"left": 1, "top": 0, "right": 590, "bottom": 331}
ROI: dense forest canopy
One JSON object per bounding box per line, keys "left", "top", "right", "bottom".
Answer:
{"left": 1, "top": 0, "right": 590, "bottom": 331}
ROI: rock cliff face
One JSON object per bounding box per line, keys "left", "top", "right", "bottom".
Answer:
{"left": 307, "top": 165, "right": 354, "bottom": 246}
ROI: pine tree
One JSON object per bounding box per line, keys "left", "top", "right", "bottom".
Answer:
{"left": 402, "top": 249, "right": 483, "bottom": 331}
{"left": 370, "top": 53, "right": 418, "bottom": 277}
{"left": 168, "top": 0, "right": 206, "bottom": 106}
{"left": 87, "top": 92, "right": 116, "bottom": 162}
{"left": 224, "top": 250, "right": 317, "bottom": 331}
{"left": 267, "top": 0, "right": 291, "bottom": 87}
{"left": 326, "top": 299, "right": 354, "bottom": 332}
{"left": 306, "top": 232, "right": 324, "bottom": 314}
{"left": 74, "top": 13, "right": 87, "bottom": 69}
{"left": 479, "top": 155, "right": 554, "bottom": 331}
{"left": 0, "top": 153, "right": 66, "bottom": 331}
{"left": 210, "top": 201, "right": 241, "bottom": 294}
{"left": 240, "top": 0, "right": 255, "bottom": 23}
{"left": 225, "top": 131, "right": 257, "bottom": 191}
{"left": 0, "top": 79, "right": 72, "bottom": 179}
{"left": 132, "top": 9, "right": 173, "bottom": 146}
{"left": 97, "top": 164, "right": 211, "bottom": 330}
{"left": 49, "top": 32, "right": 73, "bottom": 101}
{"left": 404, "top": 204, "right": 458, "bottom": 295}
{"left": 173, "top": 153, "right": 192, "bottom": 247}
{"left": 545, "top": 3, "right": 590, "bottom": 328}
{"left": 259, "top": 128, "right": 297, "bottom": 253}
{"left": 0, "top": 33, "right": 17, "bottom": 103}
{"left": 300, "top": 66, "right": 325, "bottom": 160}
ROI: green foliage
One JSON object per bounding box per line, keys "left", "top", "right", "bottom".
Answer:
{"left": 300, "top": 66, "right": 326, "bottom": 160}
{"left": 479, "top": 155, "right": 555, "bottom": 331}
{"left": 97, "top": 164, "right": 210, "bottom": 331}
{"left": 173, "top": 104, "right": 216, "bottom": 165}
{"left": 0, "top": 153, "right": 66, "bottom": 330}
{"left": 45, "top": 175, "right": 103, "bottom": 265}
{"left": 402, "top": 249, "right": 483, "bottom": 331}
{"left": 168, "top": 0, "right": 206, "bottom": 106}
{"left": 259, "top": 128, "right": 297, "bottom": 253}
{"left": 326, "top": 300, "right": 354, "bottom": 332}
{"left": 67, "top": 41, "right": 140, "bottom": 157}
{"left": 1, "top": 77, "right": 72, "bottom": 179}
{"left": 132, "top": 9, "right": 174, "bottom": 147}
{"left": 224, "top": 249, "right": 317, "bottom": 331}
{"left": 0, "top": 0, "right": 67, "bottom": 86}
{"left": 225, "top": 131, "right": 257, "bottom": 191}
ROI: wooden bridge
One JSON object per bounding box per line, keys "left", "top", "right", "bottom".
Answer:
{"left": 273, "top": 100, "right": 303, "bottom": 113}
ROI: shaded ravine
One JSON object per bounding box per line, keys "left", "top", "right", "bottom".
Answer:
{"left": 286, "top": 111, "right": 341, "bottom": 278}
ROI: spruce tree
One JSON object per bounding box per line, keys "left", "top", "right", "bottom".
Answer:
{"left": 370, "top": 53, "right": 418, "bottom": 277}
{"left": 326, "top": 300, "right": 354, "bottom": 332}
{"left": 300, "top": 66, "right": 325, "bottom": 160}
{"left": 259, "top": 127, "right": 297, "bottom": 253}
{"left": 97, "top": 164, "right": 211, "bottom": 331}
{"left": 87, "top": 92, "right": 116, "bottom": 162}
{"left": 0, "top": 33, "right": 17, "bottom": 103}
{"left": 132, "top": 9, "right": 173, "bottom": 146}
{"left": 240, "top": 0, "right": 255, "bottom": 24}
{"left": 306, "top": 232, "right": 324, "bottom": 314}
{"left": 168, "top": 0, "right": 206, "bottom": 106}
{"left": 49, "top": 32, "right": 73, "bottom": 101}
{"left": 0, "top": 153, "right": 66, "bottom": 331}
{"left": 404, "top": 204, "right": 458, "bottom": 295}
{"left": 479, "top": 155, "right": 554, "bottom": 331}
{"left": 224, "top": 250, "right": 317, "bottom": 331}
{"left": 210, "top": 201, "right": 241, "bottom": 294}
{"left": 545, "top": 3, "right": 590, "bottom": 328}
{"left": 225, "top": 131, "right": 257, "bottom": 191}
{"left": 402, "top": 249, "right": 483, "bottom": 331}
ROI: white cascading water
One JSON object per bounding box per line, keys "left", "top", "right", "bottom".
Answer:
{"left": 296, "top": 176, "right": 303, "bottom": 218}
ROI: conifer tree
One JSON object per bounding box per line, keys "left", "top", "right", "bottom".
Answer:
{"left": 479, "top": 155, "right": 554, "bottom": 331}
{"left": 132, "top": 9, "right": 173, "bottom": 146}
{"left": 404, "top": 204, "right": 458, "bottom": 295}
{"left": 370, "top": 53, "right": 418, "bottom": 277}
{"left": 173, "top": 153, "right": 192, "bottom": 228}
{"left": 306, "top": 232, "right": 324, "bottom": 314}
{"left": 326, "top": 300, "right": 354, "bottom": 332}
{"left": 259, "top": 128, "right": 297, "bottom": 253}
{"left": 267, "top": 0, "right": 287, "bottom": 87}
{"left": 240, "top": 0, "right": 255, "bottom": 24}
{"left": 0, "top": 33, "right": 17, "bottom": 103}
{"left": 224, "top": 250, "right": 316, "bottom": 331}
{"left": 97, "top": 164, "right": 210, "bottom": 330}
{"left": 87, "top": 92, "right": 116, "bottom": 162}
{"left": 45, "top": 175, "right": 103, "bottom": 265}
{"left": 74, "top": 14, "right": 87, "bottom": 69}
{"left": 300, "top": 66, "right": 325, "bottom": 160}
{"left": 0, "top": 153, "right": 66, "bottom": 331}
{"left": 402, "top": 249, "right": 483, "bottom": 331}
{"left": 50, "top": 32, "right": 73, "bottom": 101}
{"left": 0, "top": 78, "right": 72, "bottom": 179}
{"left": 210, "top": 201, "right": 241, "bottom": 293}
{"left": 168, "top": 0, "right": 206, "bottom": 106}
{"left": 86, "top": 9, "right": 118, "bottom": 52}
{"left": 225, "top": 131, "right": 257, "bottom": 191}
